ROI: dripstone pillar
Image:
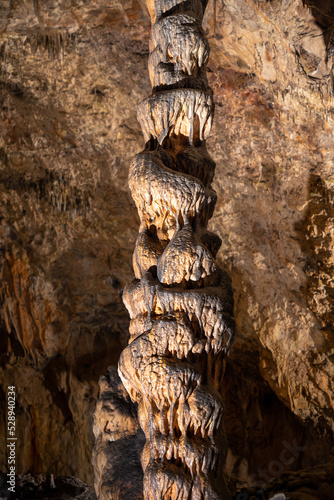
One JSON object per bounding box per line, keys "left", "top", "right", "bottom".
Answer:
{"left": 117, "top": 0, "right": 235, "bottom": 497}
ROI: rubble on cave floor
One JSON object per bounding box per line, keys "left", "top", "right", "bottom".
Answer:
{"left": 232, "top": 457, "right": 334, "bottom": 500}
{"left": 0, "top": 474, "right": 96, "bottom": 500}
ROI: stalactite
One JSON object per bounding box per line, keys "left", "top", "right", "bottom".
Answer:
{"left": 93, "top": 0, "right": 235, "bottom": 498}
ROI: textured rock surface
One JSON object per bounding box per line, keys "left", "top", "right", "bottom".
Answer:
{"left": 99, "top": 0, "right": 235, "bottom": 495}
{"left": 1, "top": 0, "right": 334, "bottom": 495}
{"left": 92, "top": 368, "right": 144, "bottom": 499}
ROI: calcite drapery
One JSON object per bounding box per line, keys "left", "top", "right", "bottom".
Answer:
{"left": 116, "top": 0, "right": 235, "bottom": 497}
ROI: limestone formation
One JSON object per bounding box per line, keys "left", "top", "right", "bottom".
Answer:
{"left": 2, "top": 0, "right": 334, "bottom": 495}
{"left": 92, "top": 367, "right": 145, "bottom": 500}
{"left": 94, "top": 0, "right": 235, "bottom": 497}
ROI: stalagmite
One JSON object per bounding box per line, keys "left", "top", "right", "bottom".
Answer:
{"left": 93, "top": 0, "right": 235, "bottom": 497}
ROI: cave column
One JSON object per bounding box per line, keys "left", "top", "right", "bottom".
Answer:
{"left": 118, "top": 0, "right": 235, "bottom": 498}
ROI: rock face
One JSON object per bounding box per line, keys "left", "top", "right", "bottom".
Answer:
{"left": 1, "top": 0, "right": 334, "bottom": 495}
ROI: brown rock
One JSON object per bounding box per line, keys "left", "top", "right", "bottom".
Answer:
{"left": 0, "top": 0, "right": 333, "bottom": 494}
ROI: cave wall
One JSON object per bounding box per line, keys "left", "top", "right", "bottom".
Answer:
{"left": 0, "top": 0, "right": 333, "bottom": 490}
